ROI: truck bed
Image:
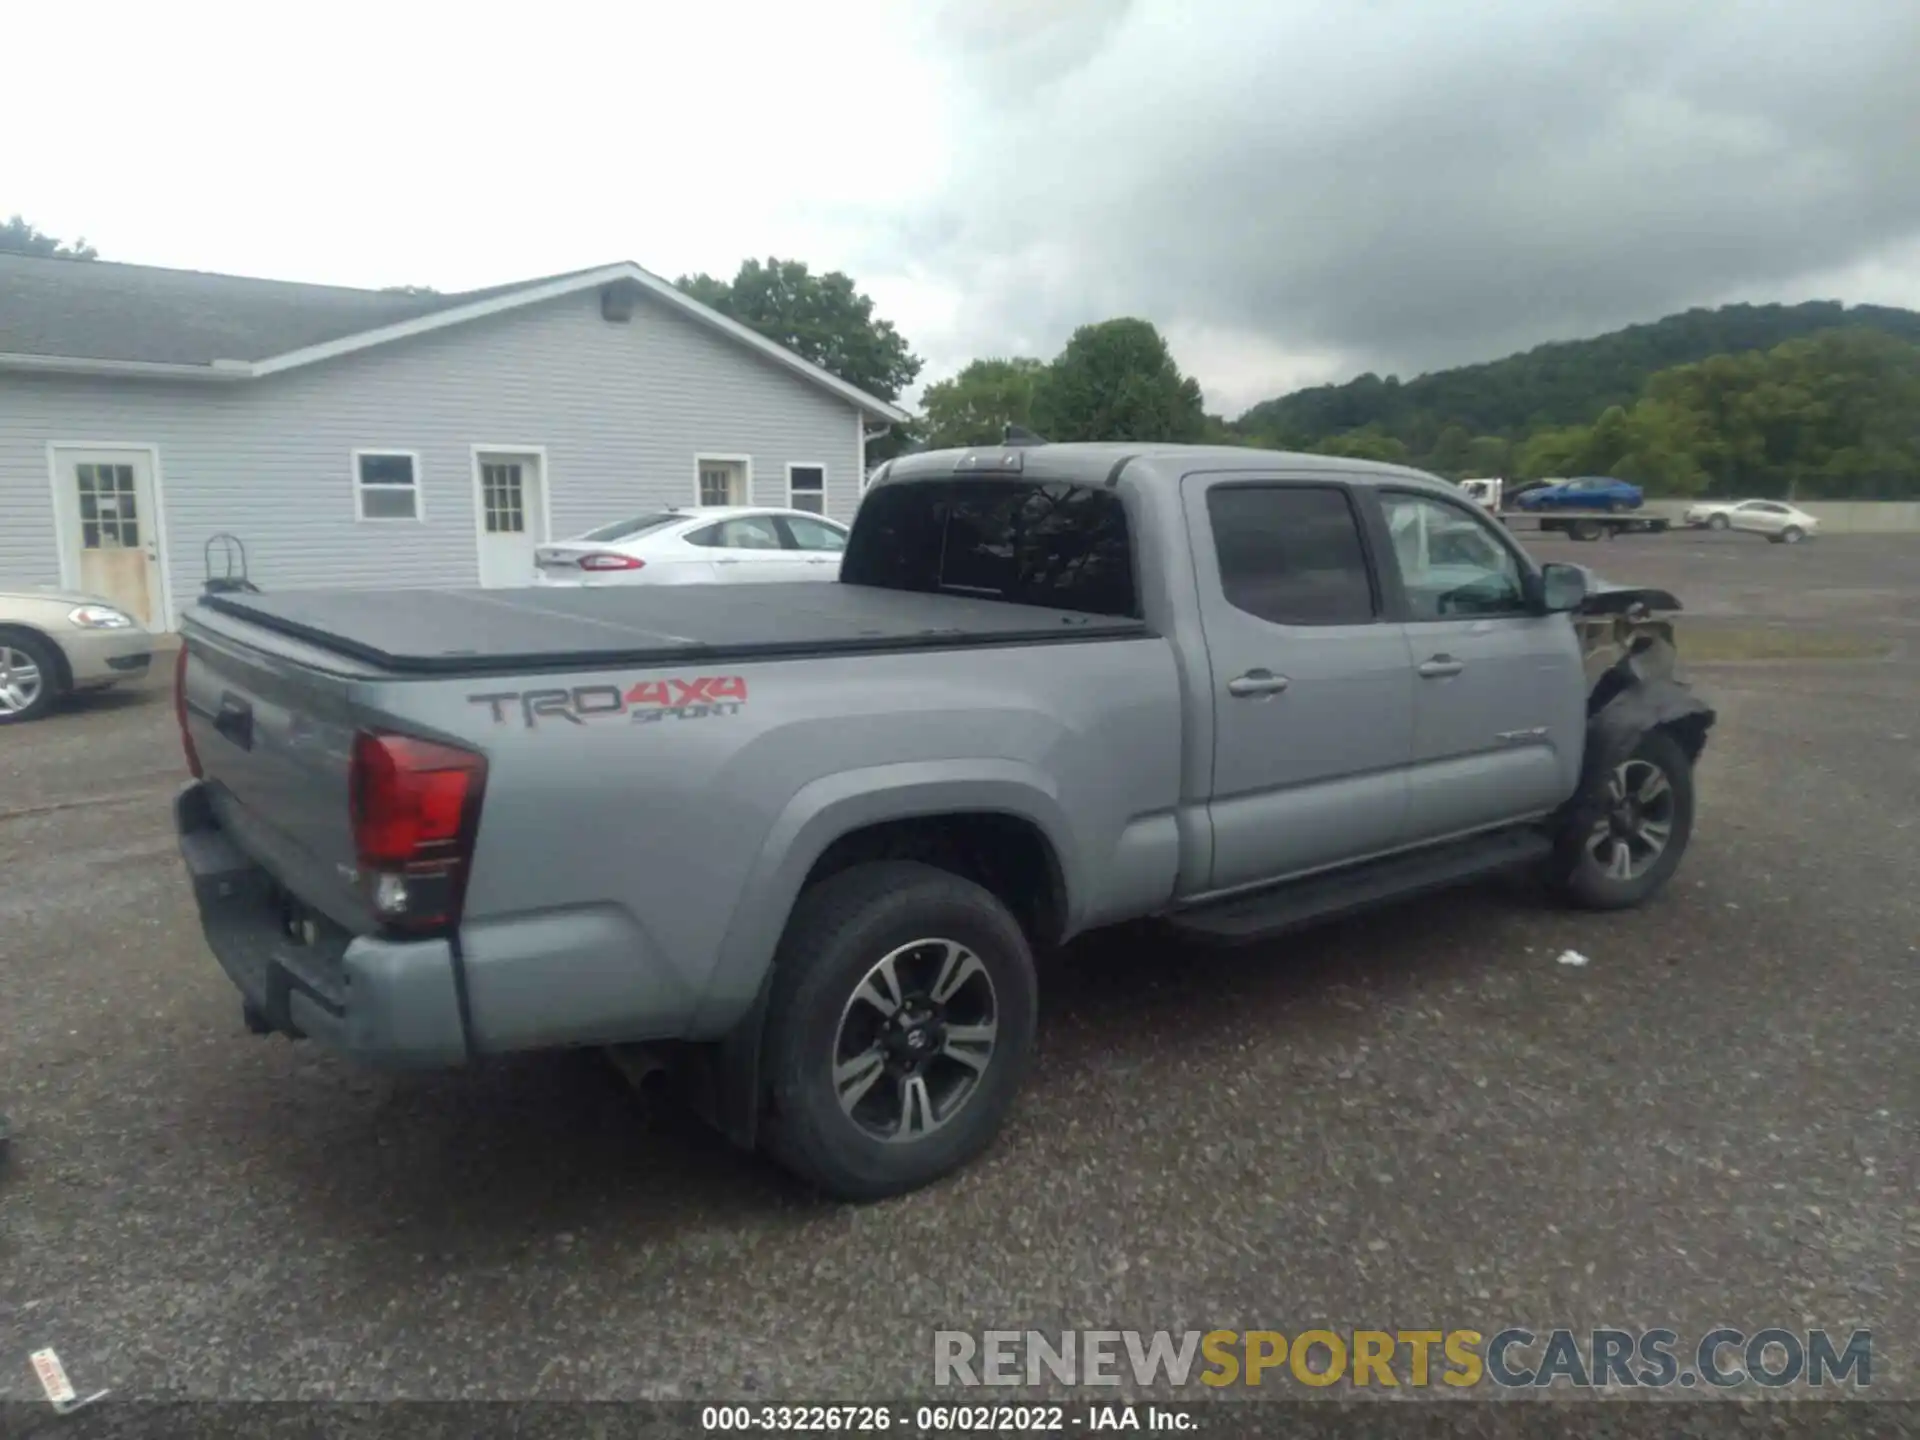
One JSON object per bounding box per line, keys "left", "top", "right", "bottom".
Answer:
{"left": 201, "top": 581, "right": 1151, "bottom": 676}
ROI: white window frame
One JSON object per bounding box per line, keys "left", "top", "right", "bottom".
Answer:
{"left": 785, "top": 461, "right": 828, "bottom": 515}
{"left": 353, "top": 448, "right": 425, "bottom": 522}
{"left": 693, "top": 453, "right": 753, "bottom": 508}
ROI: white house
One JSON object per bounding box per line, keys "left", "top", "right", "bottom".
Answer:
{"left": 0, "top": 254, "right": 908, "bottom": 630}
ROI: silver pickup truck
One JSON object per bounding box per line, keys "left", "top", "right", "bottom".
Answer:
{"left": 175, "top": 442, "right": 1714, "bottom": 1199}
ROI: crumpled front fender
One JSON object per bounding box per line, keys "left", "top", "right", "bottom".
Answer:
{"left": 1559, "top": 638, "right": 1717, "bottom": 836}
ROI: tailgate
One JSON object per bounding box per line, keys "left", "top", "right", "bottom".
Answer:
{"left": 179, "top": 613, "right": 370, "bottom": 931}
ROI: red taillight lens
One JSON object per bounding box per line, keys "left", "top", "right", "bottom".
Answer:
{"left": 349, "top": 732, "right": 487, "bottom": 931}
{"left": 350, "top": 733, "right": 484, "bottom": 865}
{"left": 175, "top": 645, "right": 203, "bottom": 778}
{"left": 577, "top": 552, "right": 645, "bottom": 571}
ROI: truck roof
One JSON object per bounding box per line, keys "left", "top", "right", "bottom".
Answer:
{"left": 877, "top": 442, "right": 1448, "bottom": 491}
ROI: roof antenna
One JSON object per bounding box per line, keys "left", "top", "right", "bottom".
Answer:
{"left": 1003, "top": 425, "right": 1047, "bottom": 447}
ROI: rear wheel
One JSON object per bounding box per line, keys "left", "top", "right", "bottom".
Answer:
{"left": 761, "top": 861, "right": 1037, "bottom": 1200}
{"left": 1552, "top": 729, "right": 1695, "bottom": 911}
{"left": 1571, "top": 518, "right": 1604, "bottom": 542}
{"left": 0, "top": 631, "right": 61, "bottom": 725}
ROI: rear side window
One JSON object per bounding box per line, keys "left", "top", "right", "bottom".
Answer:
{"left": 1207, "top": 485, "right": 1376, "bottom": 625}
{"left": 686, "top": 516, "right": 783, "bottom": 549}
{"left": 841, "top": 480, "right": 1137, "bottom": 616}
{"left": 781, "top": 516, "right": 848, "bottom": 552}
{"left": 578, "top": 512, "right": 679, "bottom": 543}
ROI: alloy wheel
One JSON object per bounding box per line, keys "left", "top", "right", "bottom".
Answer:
{"left": 0, "top": 646, "right": 46, "bottom": 716}
{"left": 831, "top": 938, "right": 999, "bottom": 1143}
{"left": 1585, "top": 757, "right": 1677, "bottom": 882}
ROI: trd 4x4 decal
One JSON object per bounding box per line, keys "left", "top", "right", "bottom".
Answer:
{"left": 469, "top": 676, "right": 749, "bottom": 729}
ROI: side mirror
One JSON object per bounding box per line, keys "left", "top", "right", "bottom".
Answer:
{"left": 1536, "top": 562, "right": 1587, "bottom": 613}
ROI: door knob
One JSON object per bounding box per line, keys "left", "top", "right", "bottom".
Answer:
{"left": 1228, "top": 670, "right": 1291, "bottom": 697}
{"left": 1418, "top": 656, "right": 1465, "bottom": 678}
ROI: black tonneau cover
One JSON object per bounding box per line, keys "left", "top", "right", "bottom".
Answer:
{"left": 200, "top": 582, "right": 1151, "bottom": 676}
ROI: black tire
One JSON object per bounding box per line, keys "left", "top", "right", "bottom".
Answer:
{"left": 1571, "top": 518, "right": 1603, "bottom": 542}
{"left": 1707, "top": 513, "right": 1730, "bottom": 531}
{"left": 0, "top": 629, "right": 63, "bottom": 725}
{"left": 1607, "top": 499, "right": 1626, "bottom": 514}
{"left": 1552, "top": 728, "right": 1696, "bottom": 911}
{"left": 761, "top": 860, "right": 1038, "bottom": 1201}
{"left": 1780, "top": 525, "right": 1806, "bottom": 545}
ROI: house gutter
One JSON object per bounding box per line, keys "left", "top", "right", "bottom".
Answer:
{"left": 0, "top": 352, "right": 253, "bottom": 381}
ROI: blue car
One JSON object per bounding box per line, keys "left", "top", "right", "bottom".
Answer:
{"left": 1514, "top": 475, "right": 1644, "bottom": 512}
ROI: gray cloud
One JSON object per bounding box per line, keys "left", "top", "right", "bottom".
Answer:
{"left": 853, "top": 0, "right": 1920, "bottom": 413}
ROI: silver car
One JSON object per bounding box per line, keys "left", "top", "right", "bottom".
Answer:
{"left": 1683, "top": 499, "right": 1820, "bottom": 543}
{"left": 0, "top": 586, "right": 156, "bottom": 724}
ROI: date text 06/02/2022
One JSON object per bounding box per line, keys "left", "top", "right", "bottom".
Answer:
{"left": 701, "top": 1404, "right": 1191, "bottom": 1432}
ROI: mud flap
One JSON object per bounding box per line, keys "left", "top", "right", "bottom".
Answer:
{"left": 674, "top": 980, "right": 771, "bottom": 1152}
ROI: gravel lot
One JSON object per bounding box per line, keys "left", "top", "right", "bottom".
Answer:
{"left": 2, "top": 531, "right": 1915, "bottom": 1413}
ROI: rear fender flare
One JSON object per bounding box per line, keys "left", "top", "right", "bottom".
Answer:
{"left": 692, "top": 761, "right": 1080, "bottom": 1038}
{"left": 686, "top": 762, "right": 1079, "bottom": 1151}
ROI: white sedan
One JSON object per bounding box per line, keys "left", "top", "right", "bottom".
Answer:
{"left": 533, "top": 506, "right": 849, "bottom": 586}
{"left": 1682, "top": 499, "right": 1821, "bottom": 543}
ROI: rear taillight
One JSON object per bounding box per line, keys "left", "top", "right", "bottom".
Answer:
{"left": 349, "top": 732, "right": 487, "bottom": 933}
{"left": 577, "top": 552, "right": 645, "bottom": 571}
{"left": 175, "top": 645, "right": 203, "bottom": 778}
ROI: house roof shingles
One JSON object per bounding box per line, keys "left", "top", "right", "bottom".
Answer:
{"left": 0, "top": 251, "right": 911, "bottom": 422}
{"left": 0, "top": 254, "right": 604, "bottom": 366}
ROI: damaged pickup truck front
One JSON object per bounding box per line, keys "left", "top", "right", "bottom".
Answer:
{"left": 174, "top": 442, "right": 1713, "bottom": 1200}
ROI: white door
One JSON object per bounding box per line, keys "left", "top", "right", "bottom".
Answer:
{"left": 54, "top": 448, "right": 164, "bottom": 627}
{"left": 475, "top": 452, "right": 547, "bottom": 587}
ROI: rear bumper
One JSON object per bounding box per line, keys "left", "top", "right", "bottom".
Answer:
{"left": 175, "top": 782, "right": 469, "bottom": 1067}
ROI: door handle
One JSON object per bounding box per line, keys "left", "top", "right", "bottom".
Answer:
{"left": 1228, "top": 670, "right": 1291, "bottom": 697}
{"left": 1418, "top": 656, "right": 1465, "bottom": 678}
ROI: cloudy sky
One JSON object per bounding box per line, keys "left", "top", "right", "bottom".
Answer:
{"left": 11, "top": 0, "right": 1920, "bottom": 415}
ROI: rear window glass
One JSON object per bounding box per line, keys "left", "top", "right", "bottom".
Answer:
{"left": 1208, "top": 485, "right": 1377, "bottom": 625}
{"left": 841, "top": 480, "right": 1137, "bottom": 617}
{"left": 578, "top": 513, "right": 679, "bottom": 543}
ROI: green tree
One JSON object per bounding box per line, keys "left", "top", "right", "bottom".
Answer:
{"left": 676, "top": 257, "right": 920, "bottom": 403}
{"left": 1, "top": 215, "right": 96, "bottom": 260}
{"left": 1232, "top": 299, "right": 1920, "bottom": 484}
{"left": 1199, "top": 413, "right": 1260, "bottom": 446}
{"left": 1033, "top": 318, "right": 1206, "bottom": 443}
{"left": 919, "top": 357, "right": 1047, "bottom": 449}
{"left": 1510, "top": 329, "right": 1920, "bottom": 498}
{"left": 1462, "top": 435, "right": 1512, "bottom": 476}
{"left": 1426, "top": 423, "right": 1474, "bottom": 476}
{"left": 1309, "top": 428, "right": 1410, "bottom": 464}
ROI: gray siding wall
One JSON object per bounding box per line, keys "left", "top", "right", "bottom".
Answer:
{"left": 0, "top": 288, "right": 867, "bottom": 627}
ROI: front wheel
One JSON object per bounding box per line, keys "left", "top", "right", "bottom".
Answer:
{"left": 761, "top": 861, "right": 1038, "bottom": 1201}
{"left": 1707, "top": 513, "right": 1730, "bottom": 531}
{"left": 1551, "top": 729, "right": 1696, "bottom": 911}
{"left": 0, "top": 632, "right": 62, "bottom": 725}
{"left": 1780, "top": 525, "right": 1806, "bottom": 545}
